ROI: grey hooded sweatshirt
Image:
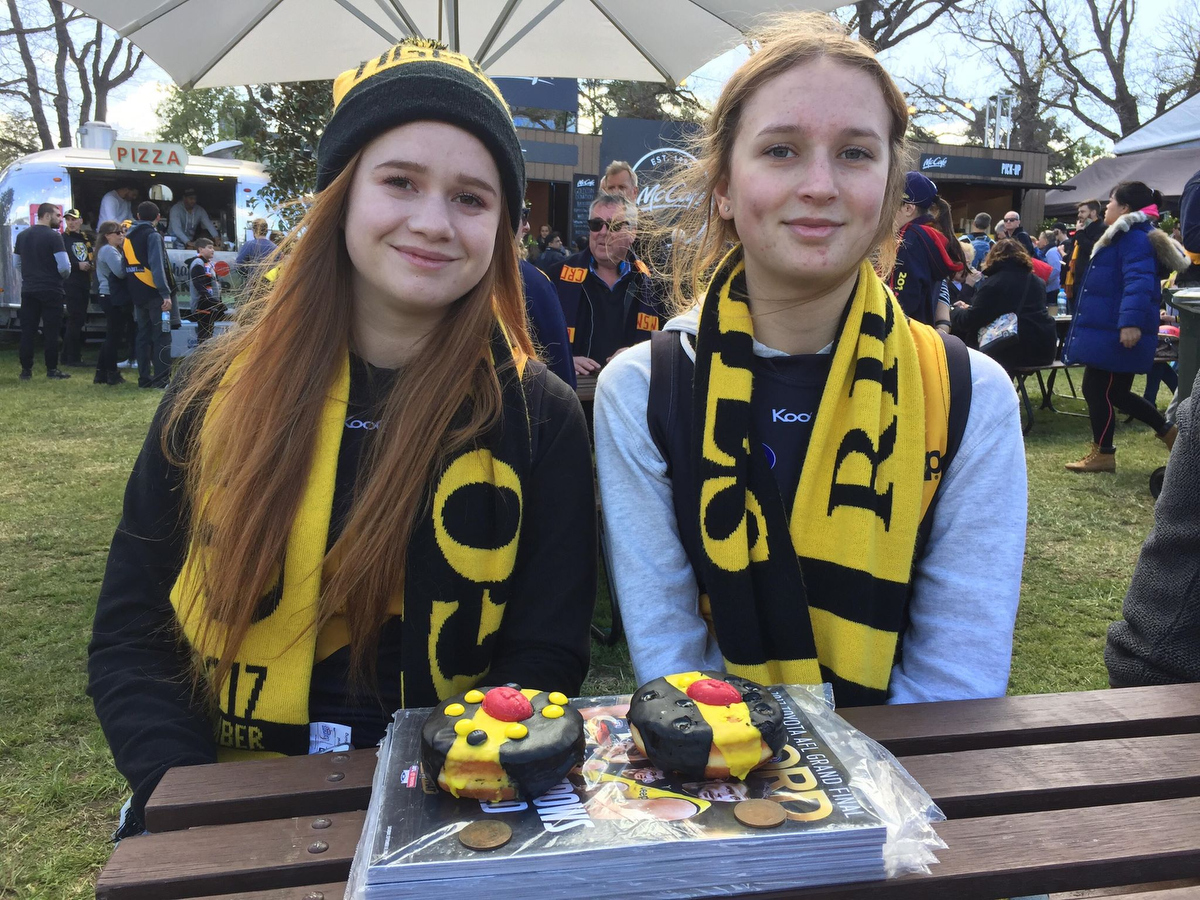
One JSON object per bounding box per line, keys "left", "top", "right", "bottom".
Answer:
{"left": 594, "top": 305, "right": 1027, "bottom": 704}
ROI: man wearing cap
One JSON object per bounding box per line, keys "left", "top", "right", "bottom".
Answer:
{"left": 14, "top": 203, "right": 71, "bottom": 379}
{"left": 167, "top": 188, "right": 218, "bottom": 248}
{"left": 891, "top": 172, "right": 962, "bottom": 328}
{"left": 61, "top": 209, "right": 94, "bottom": 367}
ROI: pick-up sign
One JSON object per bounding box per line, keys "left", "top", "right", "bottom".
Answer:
{"left": 110, "top": 141, "right": 189, "bottom": 173}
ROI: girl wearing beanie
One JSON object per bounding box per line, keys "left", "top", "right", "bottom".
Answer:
{"left": 88, "top": 40, "right": 595, "bottom": 838}
{"left": 594, "top": 13, "right": 1025, "bottom": 708}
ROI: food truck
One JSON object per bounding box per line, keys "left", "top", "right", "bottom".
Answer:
{"left": 0, "top": 122, "right": 277, "bottom": 332}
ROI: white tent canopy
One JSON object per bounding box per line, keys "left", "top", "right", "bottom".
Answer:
{"left": 1113, "top": 92, "right": 1200, "bottom": 155}
{"left": 66, "top": 0, "right": 840, "bottom": 90}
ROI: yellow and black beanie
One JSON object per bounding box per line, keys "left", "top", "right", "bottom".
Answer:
{"left": 316, "top": 38, "right": 525, "bottom": 231}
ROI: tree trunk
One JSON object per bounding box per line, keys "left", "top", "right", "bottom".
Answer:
{"left": 6, "top": 0, "right": 54, "bottom": 148}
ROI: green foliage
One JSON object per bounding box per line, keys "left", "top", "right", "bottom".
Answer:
{"left": 579, "top": 79, "right": 707, "bottom": 129}
{"left": 247, "top": 81, "right": 333, "bottom": 227}
{"left": 155, "top": 86, "right": 262, "bottom": 159}
{"left": 0, "top": 114, "right": 39, "bottom": 168}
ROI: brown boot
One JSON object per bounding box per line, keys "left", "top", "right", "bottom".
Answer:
{"left": 1065, "top": 443, "right": 1116, "bottom": 473}
{"left": 1158, "top": 424, "right": 1178, "bottom": 452}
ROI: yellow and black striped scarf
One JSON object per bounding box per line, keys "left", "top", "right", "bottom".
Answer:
{"left": 170, "top": 329, "right": 532, "bottom": 760}
{"left": 692, "top": 247, "right": 952, "bottom": 706}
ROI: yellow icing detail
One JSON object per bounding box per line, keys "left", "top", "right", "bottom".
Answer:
{"left": 464, "top": 690, "right": 485, "bottom": 703}
{"left": 542, "top": 705, "right": 564, "bottom": 719}
{"left": 664, "top": 672, "right": 762, "bottom": 779}
{"left": 694, "top": 699, "right": 761, "bottom": 779}
{"left": 506, "top": 723, "right": 528, "bottom": 739}
{"left": 444, "top": 703, "right": 465, "bottom": 717}
{"left": 439, "top": 705, "right": 519, "bottom": 800}
{"left": 548, "top": 692, "right": 569, "bottom": 706}
{"left": 663, "top": 672, "right": 706, "bottom": 692}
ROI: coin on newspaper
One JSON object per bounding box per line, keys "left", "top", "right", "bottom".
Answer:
{"left": 734, "top": 798, "right": 787, "bottom": 829}
{"left": 459, "top": 820, "right": 513, "bottom": 850}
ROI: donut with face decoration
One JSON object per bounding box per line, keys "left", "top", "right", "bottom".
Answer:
{"left": 627, "top": 671, "right": 785, "bottom": 780}
{"left": 421, "top": 685, "right": 585, "bottom": 801}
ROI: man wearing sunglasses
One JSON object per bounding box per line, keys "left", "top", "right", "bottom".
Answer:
{"left": 544, "top": 192, "right": 664, "bottom": 377}
{"left": 1002, "top": 210, "right": 1037, "bottom": 257}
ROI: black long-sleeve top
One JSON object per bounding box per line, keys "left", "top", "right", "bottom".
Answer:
{"left": 87, "top": 356, "right": 597, "bottom": 829}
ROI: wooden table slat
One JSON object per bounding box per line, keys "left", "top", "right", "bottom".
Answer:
{"left": 144, "top": 750, "right": 377, "bottom": 833}
{"left": 903, "top": 732, "right": 1200, "bottom": 818}
{"left": 96, "top": 798, "right": 1200, "bottom": 900}
{"left": 144, "top": 726, "right": 1200, "bottom": 834}
{"left": 95, "top": 811, "right": 366, "bottom": 900}
{"left": 840, "top": 684, "right": 1200, "bottom": 756}
{"left": 192, "top": 884, "right": 347, "bottom": 900}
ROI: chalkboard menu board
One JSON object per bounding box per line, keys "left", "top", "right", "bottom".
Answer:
{"left": 571, "top": 173, "right": 598, "bottom": 247}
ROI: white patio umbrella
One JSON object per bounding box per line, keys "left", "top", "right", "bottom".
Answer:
{"left": 66, "top": 0, "right": 842, "bottom": 90}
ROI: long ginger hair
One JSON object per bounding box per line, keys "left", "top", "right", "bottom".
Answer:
{"left": 653, "top": 12, "right": 911, "bottom": 314}
{"left": 164, "top": 149, "right": 532, "bottom": 697}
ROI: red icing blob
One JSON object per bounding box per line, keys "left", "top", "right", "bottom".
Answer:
{"left": 481, "top": 687, "right": 534, "bottom": 722}
{"left": 686, "top": 678, "right": 742, "bottom": 707}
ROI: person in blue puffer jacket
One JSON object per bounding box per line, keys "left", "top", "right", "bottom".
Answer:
{"left": 1064, "top": 181, "right": 1190, "bottom": 473}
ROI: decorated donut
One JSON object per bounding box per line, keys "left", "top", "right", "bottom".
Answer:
{"left": 627, "top": 671, "right": 785, "bottom": 780}
{"left": 421, "top": 685, "right": 585, "bottom": 801}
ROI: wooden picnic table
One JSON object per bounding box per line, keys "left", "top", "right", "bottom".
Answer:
{"left": 95, "top": 683, "right": 1200, "bottom": 900}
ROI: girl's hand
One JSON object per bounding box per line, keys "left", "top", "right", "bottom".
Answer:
{"left": 1119, "top": 327, "right": 1141, "bottom": 348}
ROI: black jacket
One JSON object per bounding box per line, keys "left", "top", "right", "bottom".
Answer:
{"left": 951, "top": 259, "right": 1057, "bottom": 370}
{"left": 87, "top": 358, "right": 596, "bottom": 829}
{"left": 1063, "top": 219, "right": 1106, "bottom": 300}
{"left": 544, "top": 248, "right": 666, "bottom": 361}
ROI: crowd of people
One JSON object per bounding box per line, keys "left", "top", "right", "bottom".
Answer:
{"left": 14, "top": 16, "right": 1184, "bottom": 842}
{"left": 14, "top": 197, "right": 278, "bottom": 386}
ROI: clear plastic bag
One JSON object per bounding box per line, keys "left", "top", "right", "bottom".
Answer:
{"left": 346, "top": 683, "right": 944, "bottom": 899}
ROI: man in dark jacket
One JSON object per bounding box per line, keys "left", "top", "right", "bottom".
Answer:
{"left": 60, "top": 209, "right": 94, "bottom": 367}
{"left": 1001, "top": 210, "right": 1037, "bottom": 256}
{"left": 544, "top": 192, "right": 665, "bottom": 379}
{"left": 123, "top": 201, "right": 173, "bottom": 387}
{"left": 14, "top": 203, "right": 71, "bottom": 379}
{"left": 1062, "top": 199, "right": 1105, "bottom": 312}
{"left": 1105, "top": 367, "right": 1200, "bottom": 686}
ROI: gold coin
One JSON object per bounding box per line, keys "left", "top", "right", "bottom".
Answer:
{"left": 459, "top": 820, "right": 513, "bottom": 851}
{"left": 734, "top": 799, "right": 787, "bottom": 829}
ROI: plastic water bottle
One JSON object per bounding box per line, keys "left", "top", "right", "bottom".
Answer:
{"left": 161, "top": 310, "right": 170, "bottom": 333}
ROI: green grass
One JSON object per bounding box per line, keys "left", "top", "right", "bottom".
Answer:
{"left": 0, "top": 335, "right": 1176, "bottom": 898}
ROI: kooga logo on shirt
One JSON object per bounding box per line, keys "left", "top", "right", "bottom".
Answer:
{"left": 771, "top": 409, "right": 813, "bottom": 423}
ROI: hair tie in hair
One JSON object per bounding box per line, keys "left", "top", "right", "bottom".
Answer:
{"left": 1140, "top": 204, "right": 1160, "bottom": 218}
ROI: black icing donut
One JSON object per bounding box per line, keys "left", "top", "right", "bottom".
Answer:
{"left": 421, "top": 685, "right": 585, "bottom": 801}
{"left": 627, "top": 672, "right": 785, "bottom": 780}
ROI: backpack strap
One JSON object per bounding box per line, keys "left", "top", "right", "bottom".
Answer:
{"left": 914, "top": 330, "right": 972, "bottom": 562}
{"left": 647, "top": 330, "right": 686, "bottom": 478}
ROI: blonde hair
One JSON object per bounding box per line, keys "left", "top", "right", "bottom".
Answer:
{"left": 658, "top": 12, "right": 911, "bottom": 314}
{"left": 601, "top": 160, "right": 637, "bottom": 191}
{"left": 251, "top": 217, "right": 269, "bottom": 237}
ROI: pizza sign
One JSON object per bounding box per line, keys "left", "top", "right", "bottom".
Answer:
{"left": 110, "top": 141, "right": 189, "bottom": 173}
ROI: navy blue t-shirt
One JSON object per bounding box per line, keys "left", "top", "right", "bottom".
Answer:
{"left": 14, "top": 224, "right": 67, "bottom": 294}
{"left": 751, "top": 352, "right": 834, "bottom": 510}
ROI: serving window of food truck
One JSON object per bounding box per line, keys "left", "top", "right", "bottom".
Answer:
{"left": 0, "top": 136, "right": 278, "bottom": 331}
